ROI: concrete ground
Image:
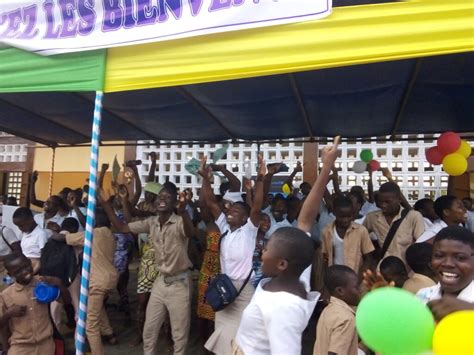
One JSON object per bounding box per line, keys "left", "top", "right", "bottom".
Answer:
{"left": 62, "top": 262, "right": 318, "bottom": 354}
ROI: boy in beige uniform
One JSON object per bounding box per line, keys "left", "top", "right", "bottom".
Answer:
{"left": 101, "top": 182, "right": 194, "bottom": 355}
{"left": 0, "top": 253, "right": 69, "bottom": 355}
{"left": 52, "top": 209, "right": 118, "bottom": 355}
{"left": 314, "top": 265, "right": 361, "bottom": 355}
{"left": 363, "top": 182, "right": 425, "bottom": 265}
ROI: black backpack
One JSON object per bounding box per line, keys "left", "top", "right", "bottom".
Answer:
{"left": 40, "top": 240, "right": 78, "bottom": 287}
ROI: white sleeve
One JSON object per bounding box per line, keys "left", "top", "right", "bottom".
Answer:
{"left": 215, "top": 213, "right": 229, "bottom": 235}
{"left": 265, "top": 303, "right": 306, "bottom": 355}
{"left": 416, "top": 229, "right": 436, "bottom": 243}
{"left": 243, "top": 217, "right": 259, "bottom": 236}
{"left": 33, "top": 214, "right": 43, "bottom": 227}
{"left": 1, "top": 226, "right": 19, "bottom": 244}
{"left": 37, "top": 230, "right": 48, "bottom": 250}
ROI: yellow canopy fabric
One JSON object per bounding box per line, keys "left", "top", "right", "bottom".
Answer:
{"left": 105, "top": 0, "right": 474, "bottom": 93}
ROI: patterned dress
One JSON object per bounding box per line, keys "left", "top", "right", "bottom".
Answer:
{"left": 197, "top": 230, "right": 221, "bottom": 321}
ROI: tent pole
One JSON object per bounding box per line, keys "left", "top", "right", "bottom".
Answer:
{"left": 75, "top": 91, "right": 104, "bottom": 355}
{"left": 48, "top": 147, "right": 56, "bottom": 197}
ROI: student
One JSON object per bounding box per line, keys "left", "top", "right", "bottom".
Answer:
{"left": 350, "top": 185, "right": 377, "bottom": 217}
{"left": 252, "top": 213, "right": 270, "bottom": 288}
{"left": 403, "top": 243, "right": 436, "bottom": 293}
{"left": 347, "top": 190, "right": 366, "bottom": 224}
{"left": 416, "top": 226, "right": 474, "bottom": 316}
{"left": 321, "top": 195, "right": 375, "bottom": 274}
{"left": 363, "top": 182, "right": 425, "bottom": 265}
{"left": 12, "top": 208, "right": 48, "bottom": 274}
{"left": 53, "top": 209, "right": 119, "bottom": 354}
{"left": 414, "top": 198, "right": 439, "bottom": 230}
{"left": 0, "top": 225, "right": 21, "bottom": 291}
{"left": 0, "top": 253, "right": 68, "bottom": 355}
{"left": 234, "top": 227, "right": 319, "bottom": 354}
{"left": 379, "top": 256, "right": 409, "bottom": 288}
{"left": 33, "top": 195, "right": 65, "bottom": 233}
{"left": 313, "top": 265, "right": 361, "bottom": 355}
{"left": 200, "top": 155, "right": 264, "bottom": 355}
{"left": 100, "top": 182, "right": 194, "bottom": 355}
{"left": 266, "top": 196, "right": 292, "bottom": 236}
{"left": 417, "top": 195, "right": 467, "bottom": 243}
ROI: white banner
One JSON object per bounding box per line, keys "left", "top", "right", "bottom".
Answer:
{"left": 0, "top": 0, "right": 332, "bottom": 55}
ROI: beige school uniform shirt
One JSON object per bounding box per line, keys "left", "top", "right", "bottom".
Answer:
{"left": 0, "top": 277, "right": 53, "bottom": 346}
{"left": 363, "top": 209, "right": 425, "bottom": 264}
{"left": 128, "top": 213, "right": 192, "bottom": 276}
{"left": 314, "top": 296, "right": 359, "bottom": 355}
{"left": 322, "top": 222, "right": 374, "bottom": 273}
{"left": 403, "top": 273, "right": 436, "bottom": 294}
{"left": 66, "top": 227, "right": 118, "bottom": 290}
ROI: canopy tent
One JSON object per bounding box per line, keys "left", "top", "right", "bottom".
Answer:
{"left": 0, "top": 0, "right": 473, "bottom": 146}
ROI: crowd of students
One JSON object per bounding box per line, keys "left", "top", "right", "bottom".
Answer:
{"left": 0, "top": 137, "right": 472, "bottom": 355}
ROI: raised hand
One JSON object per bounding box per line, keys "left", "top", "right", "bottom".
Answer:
{"left": 149, "top": 152, "right": 157, "bottom": 162}
{"left": 294, "top": 161, "right": 303, "bottom": 173}
{"left": 362, "top": 269, "right": 395, "bottom": 290}
{"left": 198, "top": 156, "right": 212, "bottom": 179}
{"left": 101, "top": 163, "right": 109, "bottom": 172}
{"left": 320, "top": 136, "right": 341, "bottom": 168}
{"left": 266, "top": 162, "right": 281, "bottom": 175}
{"left": 117, "top": 184, "right": 129, "bottom": 200}
{"left": 209, "top": 163, "right": 224, "bottom": 172}
{"left": 67, "top": 192, "right": 77, "bottom": 208}
{"left": 258, "top": 154, "right": 266, "bottom": 177}
{"left": 31, "top": 170, "right": 38, "bottom": 183}
{"left": 177, "top": 191, "right": 188, "bottom": 214}
{"left": 381, "top": 167, "right": 393, "bottom": 181}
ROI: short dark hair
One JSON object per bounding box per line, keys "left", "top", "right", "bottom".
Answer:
{"left": 162, "top": 181, "right": 178, "bottom": 198}
{"left": 434, "top": 226, "right": 474, "bottom": 248}
{"left": 380, "top": 256, "right": 407, "bottom": 275}
{"left": 271, "top": 195, "right": 288, "bottom": 208}
{"left": 233, "top": 201, "right": 250, "bottom": 217}
{"left": 12, "top": 207, "right": 33, "bottom": 220}
{"left": 3, "top": 252, "right": 29, "bottom": 269}
{"left": 414, "top": 198, "right": 433, "bottom": 212}
{"left": 433, "top": 195, "right": 457, "bottom": 219}
{"left": 347, "top": 191, "right": 364, "bottom": 206}
{"left": 61, "top": 218, "right": 80, "bottom": 234}
{"left": 379, "top": 182, "right": 401, "bottom": 195}
{"left": 324, "top": 265, "right": 357, "bottom": 294}
{"left": 405, "top": 243, "right": 433, "bottom": 273}
{"left": 271, "top": 227, "right": 315, "bottom": 274}
{"left": 333, "top": 196, "right": 353, "bottom": 210}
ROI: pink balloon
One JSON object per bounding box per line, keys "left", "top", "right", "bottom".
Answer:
{"left": 437, "top": 132, "right": 461, "bottom": 155}
{"left": 368, "top": 160, "right": 381, "bottom": 171}
{"left": 425, "top": 146, "right": 445, "bottom": 165}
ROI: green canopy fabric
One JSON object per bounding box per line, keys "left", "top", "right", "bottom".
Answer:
{"left": 0, "top": 48, "right": 106, "bottom": 93}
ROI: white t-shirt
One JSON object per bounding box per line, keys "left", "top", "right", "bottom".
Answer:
{"left": 416, "top": 280, "right": 474, "bottom": 304}
{"left": 20, "top": 225, "right": 48, "bottom": 259}
{"left": 215, "top": 212, "right": 259, "bottom": 280}
{"left": 333, "top": 227, "right": 345, "bottom": 265}
{"left": 466, "top": 211, "right": 474, "bottom": 233}
{"left": 266, "top": 218, "right": 292, "bottom": 238}
{"left": 34, "top": 213, "right": 65, "bottom": 230}
{"left": 417, "top": 220, "right": 448, "bottom": 243}
{"left": 235, "top": 278, "right": 320, "bottom": 355}
{"left": 0, "top": 226, "right": 19, "bottom": 256}
{"left": 68, "top": 207, "right": 87, "bottom": 232}
{"left": 423, "top": 217, "right": 436, "bottom": 230}
{"left": 360, "top": 201, "right": 379, "bottom": 216}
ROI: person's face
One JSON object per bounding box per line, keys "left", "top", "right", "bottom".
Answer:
{"left": 444, "top": 199, "right": 467, "bottom": 224}
{"left": 350, "top": 186, "right": 365, "bottom": 200}
{"left": 337, "top": 273, "right": 361, "bottom": 307}
{"left": 259, "top": 214, "right": 271, "bottom": 233}
{"left": 44, "top": 197, "right": 59, "bottom": 213}
{"left": 335, "top": 206, "right": 354, "bottom": 229}
{"left": 13, "top": 217, "right": 35, "bottom": 233}
{"left": 422, "top": 201, "right": 438, "bottom": 222}
{"left": 380, "top": 268, "right": 407, "bottom": 288}
{"left": 300, "top": 183, "right": 311, "bottom": 196}
{"left": 7, "top": 258, "right": 34, "bottom": 285}
{"left": 144, "top": 191, "right": 157, "bottom": 204}
{"left": 462, "top": 199, "right": 472, "bottom": 211}
{"left": 271, "top": 200, "right": 287, "bottom": 222}
{"left": 378, "top": 192, "right": 401, "bottom": 216}
{"left": 154, "top": 189, "right": 177, "bottom": 213}
{"left": 226, "top": 204, "right": 247, "bottom": 227}
{"left": 348, "top": 195, "right": 362, "bottom": 215}
{"left": 431, "top": 239, "right": 474, "bottom": 295}
{"left": 266, "top": 194, "right": 274, "bottom": 206}
{"left": 261, "top": 237, "right": 285, "bottom": 277}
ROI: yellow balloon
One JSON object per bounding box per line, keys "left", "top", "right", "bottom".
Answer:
{"left": 456, "top": 140, "right": 472, "bottom": 158}
{"left": 442, "top": 153, "right": 468, "bottom": 176}
{"left": 282, "top": 183, "right": 291, "bottom": 195}
{"left": 433, "top": 311, "right": 474, "bottom": 355}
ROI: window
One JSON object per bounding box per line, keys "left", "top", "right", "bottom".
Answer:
{"left": 7, "top": 172, "right": 22, "bottom": 201}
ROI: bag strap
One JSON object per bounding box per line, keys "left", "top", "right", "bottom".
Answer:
{"left": 380, "top": 208, "right": 410, "bottom": 258}
{"left": 0, "top": 226, "right": 12, "bottom": 251}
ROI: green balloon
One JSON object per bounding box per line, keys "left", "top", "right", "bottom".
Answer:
{"left": 360, "top": 149, "right": 374, "bottom": 162}
{"left": 356, "top": 288, "right": 435, "bottom": 354}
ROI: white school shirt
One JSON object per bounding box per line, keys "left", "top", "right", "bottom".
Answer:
{"left": 0, "top": 226, "right": 19, "bottom": 256}
{"left": 215, "top": 212, "right": 258, "bottom": 280}
{"left": 235, "top": 277, "right": 320, "bottom": 355}
{"left": 360, "top": 201, "right": 379, "bottom": 216}
{"left": 333, "top": 227, "right": 345, "bottom": 265}
{"left": 34, "top": 213, "right": 65, "bottom": 230}
{"left": 266, "top": 218, "right": 292, "bottom": 238}
{"left": 20, "top": 225, "right": 48, "bottom": 259}
{"left": 68, "top": 207, "right": 87, "bottom": 232}
{"left": 417, "top": 220, "right": 448, "bottom": 243}
{"left": 416, "top": 280, "right": 474, "bottom": 304}
{"left": 423, "top": 217, "right": 436, "bottom": 230}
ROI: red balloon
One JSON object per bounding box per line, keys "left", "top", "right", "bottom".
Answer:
{"left": 368, "top": 160, "right": 381, "bottom": 171}
{"left": 426, "top": 146, "right": 444, "bottom": 165}
{"left": 437, "top": 132, "right": 461, "bottom": 155}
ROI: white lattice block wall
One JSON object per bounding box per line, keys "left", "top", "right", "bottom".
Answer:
{"left": 0, "top": 144, "right": 28, "bottom": 163}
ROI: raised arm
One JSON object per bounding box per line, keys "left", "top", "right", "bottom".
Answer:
{"left": 98, "top": 163, "right": 109, "bottom": 189}
{"left": 177, "top": 192, "right": 194, "bottom": 239}
{"left": 97, "top": 188, "right": 131, "bottom": 234}
{"left": 284, "top": 161, "right": 302, "bottom": 190}
{"left": 331, "top": 167, "right": 342, "bottom": 196}
{"left": 210, "top": 164, "right": 241, "bottom": 192}
{"left": 250, "top": 155, "right": 266, "bottom": 226}
{"left": 126, "top": 160, "right": 142, "bottom": 207}
{"left": 243, "top": 178, "right": 254, "bottom": 208}
{"left": 67, "top": 191, "right": 86, "bottom": 228}
{"left": 298, "top": 137, "right": 340, "bottom": 233}
{"left": 29, "top": 171, "right": 45, "bottom": 208}
{"left": 198, "top": 157, "right": 223, "bottom": 220}
{"left": 382, "top": 168, "right": 411, "bottom": 210}
{"left": 148, "top": 152, "right": 157, "bottom": 183}
{"left": 367, "top": 169, "right": 375, "bottom": 203}
{"left": 262, "top": 163, "right": 282, "bottom": 209}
